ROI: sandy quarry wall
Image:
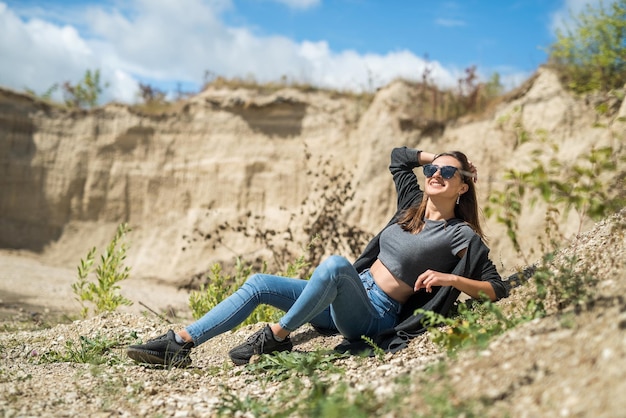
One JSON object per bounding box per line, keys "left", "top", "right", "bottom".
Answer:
{"left": 1, "top": 68, "right": 624, "bottom": 283}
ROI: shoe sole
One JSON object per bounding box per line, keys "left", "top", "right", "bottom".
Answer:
{"left": 228, "top": 344, "right": 294, "bottom": 366}
{"left": 127, "top": 348, "right": 191, "bottom": 367}
{"left": 229, "top": 354, "right": 251, "bottom": 366}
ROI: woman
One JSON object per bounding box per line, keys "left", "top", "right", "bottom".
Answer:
{"left": 127, "top": 147, "right": 509, "bottom": 367}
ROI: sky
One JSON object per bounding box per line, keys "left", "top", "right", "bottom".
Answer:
{"left": 0, "top": 0, "right": 605, "bottom": 104}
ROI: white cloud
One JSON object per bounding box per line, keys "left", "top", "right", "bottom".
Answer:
{"left": 0, "top": 2, "right": 139, "bottom": 102}
{"left": 295, "top": 41, "right": 459, "bottom": 91}
{"left": 0, "top": 0, "right": 515, "bottom": 104}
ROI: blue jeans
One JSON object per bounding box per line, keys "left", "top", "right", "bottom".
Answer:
{"left": 185, "top": 255, "right": 401, "bottom": 345}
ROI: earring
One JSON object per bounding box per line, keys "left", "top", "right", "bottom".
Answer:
{"left": 456, "top": 194, "right": 460, "bottom": 205}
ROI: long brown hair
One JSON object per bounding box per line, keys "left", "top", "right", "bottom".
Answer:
{"left": 397, "top": 151, "right": 485, "bottom": 240}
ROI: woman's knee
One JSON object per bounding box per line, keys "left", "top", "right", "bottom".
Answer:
{"left": 242, "top": 273, "right": 268, "bottom": 294}
{"left": 313, "top": 255, "right": 353, "bottom": 283}
{"left": 323, "top": 255, "right": 352, "bottom": 271}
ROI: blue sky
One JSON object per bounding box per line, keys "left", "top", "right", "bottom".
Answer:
{"left": 0, "top": 0, "right": 604, "bottom": 103}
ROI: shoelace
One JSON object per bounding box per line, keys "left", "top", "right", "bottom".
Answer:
{"left": 155, "top": 332, "right": 186, "bottom": 349}
{"left": 245, "top": 330, "right": 268, "bottom": 352}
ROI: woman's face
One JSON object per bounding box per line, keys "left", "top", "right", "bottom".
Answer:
{"left": 424, "top": 155, "right": 469, "bottom": 201}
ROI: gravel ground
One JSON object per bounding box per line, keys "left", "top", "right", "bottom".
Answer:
{"left": 1, "top": 209, "right": 625, "bottom": 417}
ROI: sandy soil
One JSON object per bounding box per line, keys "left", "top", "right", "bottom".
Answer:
{"left": 0, "top": 249, "right": 192, "bottom": 321}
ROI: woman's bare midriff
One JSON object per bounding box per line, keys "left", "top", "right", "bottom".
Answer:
{"left": 369, "top": 259, "right": 415, "bottom": 304}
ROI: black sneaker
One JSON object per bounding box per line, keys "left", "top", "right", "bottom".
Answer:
{"left": 127, "top": 330, "right": 194, "bottom": 367}
{"left": 228, "top": 325, "right": 293, "bottom": 365}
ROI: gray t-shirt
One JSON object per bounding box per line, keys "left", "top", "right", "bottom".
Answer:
{"left": 378, "top": 219, "right": 476, "bottom": 287}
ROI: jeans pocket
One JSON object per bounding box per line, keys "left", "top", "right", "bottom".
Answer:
{"left": 369, "top": 286, "right": 399, "bottom": 317}
{"left": 360, "top": 270, "right": 400, "bottom": 318}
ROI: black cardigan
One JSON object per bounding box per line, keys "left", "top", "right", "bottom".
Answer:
{"left": 337, "top": 147, "right": 510, "bottom": 354}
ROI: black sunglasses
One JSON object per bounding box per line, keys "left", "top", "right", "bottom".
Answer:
{"left": 423, "top": 164, "right": 472, "bottom": 180}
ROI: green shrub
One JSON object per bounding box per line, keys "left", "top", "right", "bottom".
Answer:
{"left": 417, "top": 299, "right": 522, "bottom": 353}
{"left": 72, "top": 223, "right": 133, "bottom": 318}
{"left": 62, "top": 69, "right": 109, "bottom": 108}
{"left": 530, "top": 252, "right": 598, "bottom": 317}
{"left": 548, "top": 0, "right": 626, "bottom": 93}
{"left": 188, "top": 259, "right": 280, "bottom": 325}
{"left": 188, "top": 243, "right": 314, "bottom": 324}
{"left": 485, "top": 121, "right": 625, "bottom": 263}
{"left": 418, "top": 249, "right": 600, "bottom": 353}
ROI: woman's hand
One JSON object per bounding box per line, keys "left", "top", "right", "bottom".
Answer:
{"left": 414, "top": 269, "right": 456, "bottom": 293}
{"left": 415, "top": 269, "right": 497, "bottom": 301}
{"left": 418, "top": 151, "right": 437, "bottom": 165}
{"left": 467, "top": 160, "right": 478, "bottom": 183}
